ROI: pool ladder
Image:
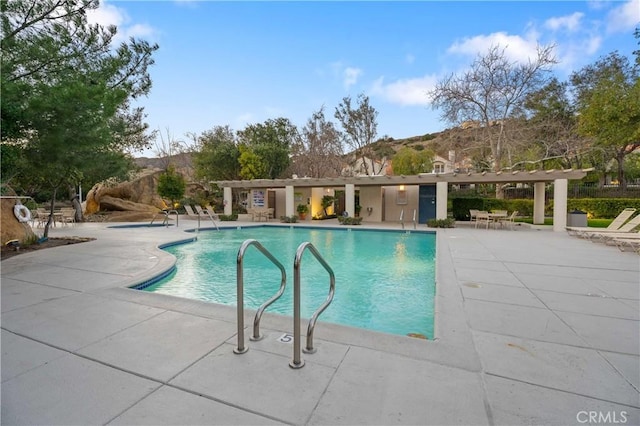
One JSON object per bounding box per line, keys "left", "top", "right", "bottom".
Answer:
{"left": 400, "top": 209, "right": 417, "bottom": 230}
{"left": 234, "top": 239, "right": 335, "bottom": 369}
{"left": 150, "top": 209, "right": 179, "bottom": 227}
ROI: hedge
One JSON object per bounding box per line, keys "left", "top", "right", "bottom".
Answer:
{"left": 452, "top": 197, "right": 640, "bottom": 220}
{"left": 556, "top": 198, "right": 640, "bottom": 219}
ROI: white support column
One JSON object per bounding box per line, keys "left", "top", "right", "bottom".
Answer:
{"left": 345, "top": 184, "right": 355, "bottom": 217}
{"left": 224, "top": 187, "right": 232, "bottom": 215}
{"left": 285, "top": 185, "right": 294, "bottom": 217}
{"left": 553, "top": 179, "right": 568, "bottom": 232}
{"left": 436, "top": 181, "right": 448, "bottom": 220}
{"left": 533, "top": 182, "right": 545, "bottom": 225}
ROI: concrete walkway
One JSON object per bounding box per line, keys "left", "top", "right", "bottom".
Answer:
{"left": 1, "top": 219, "right": 638, "bottom": 425}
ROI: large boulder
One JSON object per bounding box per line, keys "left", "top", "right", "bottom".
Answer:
{"left": 99, "top": 195, "right": 160, "bottom": 213}
{"left": 85, "top": 169, "right": 165, "bottom": 216}
{"left": 1, "top": 199, "right": 37, "bottom": 245}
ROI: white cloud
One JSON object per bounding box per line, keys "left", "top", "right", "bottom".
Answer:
{"left": 370, "top": 74, "right": 437, "bottom": 106}
{"left": 343, "top": 67, "right": 362, "bottom": 89}
{"left": 553, "top": 35, "right": 602, "bottom": 72}
{"left": 544, "top": 12, "right": 584, "bottom": 32}
{"left": 447, "top": 31, "right": 541, "bottom": 64}
{"left": 86, "top": 1, "right": 127, "bottom": 28}
{"left": 124, "top": 23, "right": 156, "bottom": 40}
{"left": 606, "top": 0, "right": 640, "bottom": 34}
{"left": 587, "top": 1, "right": 609, "bottom": 11}
{"left": 86, "top": 1, "right": 158, "bottom": 44}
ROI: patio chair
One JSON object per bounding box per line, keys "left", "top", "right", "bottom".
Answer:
{"left": 469, "top": 209, "right": 479, "bottom": 223}
{"left": 59, "top": 207, "right": 76, "bottom": 226}
{"left": 34, "top": 208, "right": 48, "bottom": 228}
{"left": 498, "top": 210, "right": 518, "bottom": 230}
{"left": 566, "top": 208, "right": 636, "bottom": 236}
{"left": 246, "top": 207, "right": 256, "bottom": 221}
{"left": 475, "top": 211, "right": 490, "bottom": 229}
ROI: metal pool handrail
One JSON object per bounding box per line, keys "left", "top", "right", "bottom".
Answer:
{"left": 150, "top": 209, "right": 179, "bottom": 227}
{"left": 290, "top": 241, "right": 335, "bottom": 369}
{"left": 400, "top": 208, "right": 405, "bottom": 229}
{"left": 412, "top": 209, "right": 417, "bottom": 230}
{"left": 234, "top": 239, "right": 286, "bottom": 354}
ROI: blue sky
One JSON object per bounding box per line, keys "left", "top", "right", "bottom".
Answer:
{"left": 89, "top": 1, "right": 639, "bottom": 156}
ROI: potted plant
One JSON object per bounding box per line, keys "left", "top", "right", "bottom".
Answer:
{"left": 354, "top": 204, "right": 362, "bottom": 217}
{"left": 297, "top": 203, "right": 309, "bottom": 219}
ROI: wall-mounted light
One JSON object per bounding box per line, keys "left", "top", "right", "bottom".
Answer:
{"left": 399, "top": 184, "right": 405, "bottom": 191}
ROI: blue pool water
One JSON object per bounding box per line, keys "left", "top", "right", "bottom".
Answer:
{"left": 140, "top": 226, "right": 436, "bottom": 338}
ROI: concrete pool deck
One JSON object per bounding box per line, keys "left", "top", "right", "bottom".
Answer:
{"left": 1, "top": 219, "right": 638, "bottom": 425}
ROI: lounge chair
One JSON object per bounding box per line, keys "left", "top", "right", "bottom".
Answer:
{"left": 612, "top": 236, "right": 640, "bottom": 253}
{"left": 576, "top": 215, "right": 640, "bottom": 241}
{"left": 566, "top": 208, "right": 636, "bottom": 236}
{"left": 184, "top": 205, "right": 204, "bottom": 220}
{"left": 195, "top": 205, "right": 219, "bottom": 220}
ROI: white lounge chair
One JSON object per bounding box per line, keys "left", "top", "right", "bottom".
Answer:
{"left": 566, "top": 208, "right": 636, "bottom": 236}
{"left": 195, "top": 205, "right": 219, "bottom": 220}
{"left": 184, "top": 205, "right": 199, "bottom": 219}
{"left": 612, "top": 236, "right": 640, "bottom": 253}
{"left": 577, "top": 215, "right": 640, "bottom": 241}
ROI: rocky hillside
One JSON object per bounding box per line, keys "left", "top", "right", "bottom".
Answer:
{"left": 134, "top": 127, "right": 478, "bottom": 167}
{"left": 369, "top": 126, "right": 481, "bottom": 160}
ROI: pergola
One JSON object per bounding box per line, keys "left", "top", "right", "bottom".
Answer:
{"left": 215, "top": 168, "right": 592, "bottom": 232}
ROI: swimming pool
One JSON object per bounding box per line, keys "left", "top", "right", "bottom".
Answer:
{"left": 139, "top": 226, "right": 436, "bottom": 338}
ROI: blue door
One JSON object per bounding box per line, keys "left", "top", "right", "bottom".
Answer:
{"left": 418, "top": 185, "right": 436, "bottom": 223}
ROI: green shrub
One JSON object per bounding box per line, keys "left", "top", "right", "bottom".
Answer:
{"left": 426, "top": 218, "right": 455, "bottom": 228}
{"left": 280, "top": 215, "right": 298, "bottom": 223}
{"left": 560, "top": 198, "right": 640, "bottom": 218}
{"left": 218, "top": 214, "right": 237, "bottom": 221}
{"left": 337, "top": 216, "right": 362, "bottom": 225}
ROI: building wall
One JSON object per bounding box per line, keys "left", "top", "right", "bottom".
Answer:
{"left": 383, "top": 185, "right": 419, "bottom": 223}
{"left": 273, "top": 188, "right": 286, "bottom": 218}
{"left": 359, "top": 186, "right": 382, "bottom": 222}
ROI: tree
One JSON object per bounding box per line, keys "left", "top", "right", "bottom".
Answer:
{"left": 571, "top": 51, "right": 640, "bottom": 190}
{"left": 192, "top": 125, "right": 240, "bottom": 182}
{"left": 428, "top": 44, "right": 556, "bottom": 197}
{"left": 334, "top": 93, "right": 384, "bottom": 176}
{"left": 522, "top": 78, "right": 589, "bottom": 170}
{"left": 237, "top": 118, "right": 296, "bottom": 179}
{"left": 1, "top": 0, "right": 158, "bottom": 236}
{"left": 392, "top": 147, "right": 434, "bottom": 175}
{"left": 292, "top": 107, "right": 343, "bottom": 178}
{"left": 157, "top": 165, "right": 186, "bottom": 207}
